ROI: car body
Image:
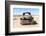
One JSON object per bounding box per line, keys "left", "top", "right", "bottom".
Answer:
{"left": 20, "top": 12, "right": 37, "bottom": 25}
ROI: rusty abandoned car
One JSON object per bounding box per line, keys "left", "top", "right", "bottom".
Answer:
{"left": 20, "top": 12, "right": 37, "bottom": 25}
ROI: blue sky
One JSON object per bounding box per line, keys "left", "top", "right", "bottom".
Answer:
{"left": 13, "top": 8, "right": 39, "bottom": 15}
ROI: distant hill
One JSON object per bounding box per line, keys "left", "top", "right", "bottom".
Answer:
{"left": 13, "top": 15, "right": 39, "bottom": 17}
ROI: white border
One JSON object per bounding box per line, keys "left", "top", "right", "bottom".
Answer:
{"left": 10, "top": 5, "right": 42, "bottom": 32}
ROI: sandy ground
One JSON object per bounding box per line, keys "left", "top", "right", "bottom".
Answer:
{"left": 10, "top": 15, "right": 42, "bottom": 32}
{"left": 13, "top": 15, "right": 39, "bottom": 28}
